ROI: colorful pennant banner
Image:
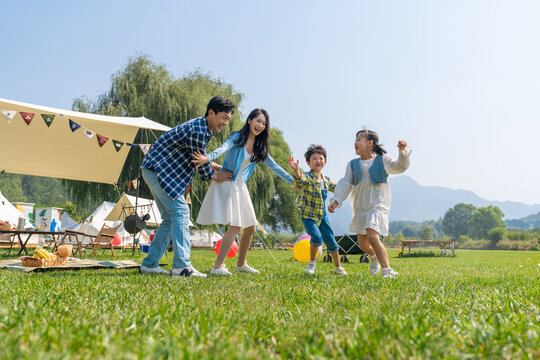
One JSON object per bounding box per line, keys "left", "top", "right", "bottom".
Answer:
{"left": 83, "top": 128, "right": 95, "bottom": 141}
{"left": 1, "top": 109, "right": 16, "bottom": 123}
{"left": 112, "top": 140, "right": 124, "bottom": 152}
{"left": 19, "top": 112, "right": 34, "bottom": 125}
{"left": 41, "top": 114, "right": 55, "bottom": 127}
{"left": 69, "top": 119, "right": 81, "bottom": 132}
{"left": 96, "top": 134, "right": 108, "bottom": 147}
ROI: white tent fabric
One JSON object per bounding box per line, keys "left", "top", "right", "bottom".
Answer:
{"left": 0, "top": 97, "right": 171, "bottom": 184}
{"left": 105, "top": 193, "right": 193, "bottom": 227}
{"left": 60, "top": 211, "right": 78, "bottom": 230}
{"left": 190, "top": 229, "right": 221, "bottom": 248}
{"left": 0, "top": 191, "right": 34, "bottom": 228}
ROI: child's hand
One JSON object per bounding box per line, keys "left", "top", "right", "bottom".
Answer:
{"left": 328, "top": 200, "right": 338, "bottom": 213}
{"left": 288, "top": 156, "right": 299, "bottom": 171}
{"left": 397, "top": 140, "right": 407, "bottom": 151}
{"left": 210, "top": 162, "right": 222, "bottom": 171}
{"left": 192, "top": 150, "right": 210, "bottom": 169}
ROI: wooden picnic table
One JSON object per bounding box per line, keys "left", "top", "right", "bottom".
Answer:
{"left": 400, "top": 239, "right": 455, "bottom": 256}
{"left": 0, "top": 230, "right": 64, "bottom": 256}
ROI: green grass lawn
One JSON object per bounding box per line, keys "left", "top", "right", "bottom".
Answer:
{"left": 1, "top": 248, "right": 539, "bottom": 359}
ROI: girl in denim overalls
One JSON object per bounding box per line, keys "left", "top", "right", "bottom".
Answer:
{"left": 329, "top": 130, "right": 411, "bottom": 278}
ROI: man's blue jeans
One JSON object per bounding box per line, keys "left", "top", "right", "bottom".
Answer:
{"left": 141, "top": 168, "right": 191, "bottom": 269}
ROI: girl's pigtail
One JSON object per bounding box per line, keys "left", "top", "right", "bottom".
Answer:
{"left": 373, "top": 143, "right": 387, "bottom": 156}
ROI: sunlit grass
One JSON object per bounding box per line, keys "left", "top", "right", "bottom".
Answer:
{"left": 1, "top": 249, "right": 539, "bottom": 359}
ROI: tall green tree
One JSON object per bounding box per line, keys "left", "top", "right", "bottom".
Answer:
{"left": 67, "top": 54, "right": 302, "bottom": 231}
{"left": 0, "top": 174, "right": 26, "bottom": 202}
{"left": 442, "top": 203, "right": 476, "bottom": 239}
{"left": 469, "top": 205, "right": 506, "bottom": 239}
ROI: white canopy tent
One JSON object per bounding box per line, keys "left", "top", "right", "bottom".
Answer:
{"left": 0, "top": 97, "right": 170, "bottom": 184}
{"left": 0, "top": 191, "right": 34, "bottom": 228}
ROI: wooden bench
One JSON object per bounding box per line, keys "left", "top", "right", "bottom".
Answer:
{"left": 400, "top": 239, "right": 455, "bottom": 256}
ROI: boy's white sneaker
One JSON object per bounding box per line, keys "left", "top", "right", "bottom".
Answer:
{"left": 140, "top": 265, "right": 170, "bottom": 275}
{"left": 334, "top": 266, "right": 348, "bottom": 275}
{"left": 305, "top": 262, "right": 316, "bottom": 275}
{"left": 235, "top": 263, "right": 260, "bottom": 274}
{"left": 210, "top": 266, "right": 232, "bottom": 276}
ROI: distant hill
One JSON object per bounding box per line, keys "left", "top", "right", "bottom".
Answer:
{"left": 506, "top": 212, "right": 540, "bottom": 230}
{"left": 327, "top": 176, "right": 540, "bottom": 233}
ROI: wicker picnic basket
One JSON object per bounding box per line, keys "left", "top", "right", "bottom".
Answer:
{"left": 21, "top": 255, "right": 68, "bottom": 267}
{"left": 20, "top": 245, "right": 72, "bottom": 267}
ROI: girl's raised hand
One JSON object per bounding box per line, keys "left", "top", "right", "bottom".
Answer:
{"left": 288, "top": 156, "right": 299, "bottom": 171}
{"left": 397, "top": 140, "right": 407, "bottom": 151}
{"left": 192, "top": 150, "right": 210, "bottom": 169}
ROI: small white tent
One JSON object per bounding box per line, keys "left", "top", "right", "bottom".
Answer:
{"left": 0, "top": 191, "right": 34, "bottom": 228}
{"left": 105, "top": 193, "right": 163, "bottom": 226}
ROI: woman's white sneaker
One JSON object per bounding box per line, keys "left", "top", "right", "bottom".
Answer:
{"left": 369, "top": 255, "right": 381, "bottom": 276}
{"left": 235, "top": 263, "right": 260, "bottom": 274}
{"left": 210, "top": 266, "right": 232, "bottom": 276}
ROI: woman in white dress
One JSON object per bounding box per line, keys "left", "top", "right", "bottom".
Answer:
{"left": 328, "top": 129, "right": 411, "bottom": 278}
{"left": 193, "top": 109, "right": 294, "bottom": 275}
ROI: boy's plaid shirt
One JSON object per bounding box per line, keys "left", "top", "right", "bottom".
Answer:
{"left": 141, "top": 116, "right": 214, "bottom": 200}
{"left": 293, "top": 169, "right": 336, "bottom": 225}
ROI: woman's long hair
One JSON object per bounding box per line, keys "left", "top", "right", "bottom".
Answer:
{"left": 356, "top": 129, "right": 387, "bottom": 156}
{"left": 233, "top": 108, "right": 270, "bottom": 162}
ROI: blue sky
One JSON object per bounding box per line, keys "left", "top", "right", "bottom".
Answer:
{"left": 2, "top": 1, "right": 540, "bottom": 204}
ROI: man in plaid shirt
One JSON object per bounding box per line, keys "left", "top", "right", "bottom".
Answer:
{"left": 288, "top": 145, "right": 347, "bottom": 276}
{"left": 140, "top": 96, "right": 234, "bottom": 277}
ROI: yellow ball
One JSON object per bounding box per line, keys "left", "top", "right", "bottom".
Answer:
{"left": 293, "top": 239, "right": 320, "bottom": 262}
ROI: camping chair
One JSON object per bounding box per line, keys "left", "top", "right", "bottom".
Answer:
{"left": 0, "top": 232, "right": 15, "bottom": 255}
{"left": 53, "top": 217, "right": 93, "bottom": 258}
{"left": 323, "top": 234, "right": 368, "bottom": 263}
{"left": 88, "top": 223, "right": 122, "bottom": 257}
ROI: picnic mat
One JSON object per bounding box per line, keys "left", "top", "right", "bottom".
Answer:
{"left": 0, "top": 258, "right": 141, "bottom": 272}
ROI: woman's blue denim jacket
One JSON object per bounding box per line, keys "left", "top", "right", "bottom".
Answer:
{"left": 208, "top": 132, "right": 294, "bottom": 184}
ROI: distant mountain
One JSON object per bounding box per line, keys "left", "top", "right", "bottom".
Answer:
{"left": 327, "top": 175, "right": 540, "bottom": 232}
{"left": 506, "top": 212, "right": 540, "bottom": 230}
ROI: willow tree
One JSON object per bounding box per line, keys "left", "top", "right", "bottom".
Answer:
{"left": 66, "top": 54, "right": 302, "bottom": 231}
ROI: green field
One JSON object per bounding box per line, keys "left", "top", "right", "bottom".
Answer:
{"left": 1, "top": 249, "right": 539, "bottom": 359}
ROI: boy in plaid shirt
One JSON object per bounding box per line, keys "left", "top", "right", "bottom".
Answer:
{"left": 288, "top": 145, "right": 347, "bottom": 275}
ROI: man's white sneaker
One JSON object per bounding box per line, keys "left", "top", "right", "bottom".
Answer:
{"left": 334, "top": 266, "right": 348, "bottom": 275}
{"left": 171, "top": 266, "right": 207, "bottom": 278}
{"left": 235, "top": 263, "right": 260, "bottom": 274}
{"left": 369, "top": 255, "right": 381, "bottom": 276}
{"left": 210, "top": 266, "right": 232, "bottom": 276}
{"left": 305, "top": 262, "right": 316, "bottom": 275}
{"left": 140, "top": 265, "right": 170, "bottom": 275}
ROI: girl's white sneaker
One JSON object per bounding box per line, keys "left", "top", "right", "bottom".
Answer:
{"left": 334, "top": 266, "right": 348, "bottom": 275}
{"left": 369, "top": 255, "right": 381, "bottom": 276}
{"left": 382, "top": 268, "right": 399, "bottom": 278}
{"left": 210, "top": 266, "right": 232, "bottom": 276}
{"left": 235, "top": 263, "right": 260, "bottom": 273}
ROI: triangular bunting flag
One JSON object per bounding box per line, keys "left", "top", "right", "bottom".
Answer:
{"left": 96, "top": 134, "right": 108, "bottom": 147}
{"left": 112, "top": 140, "right": 124, "bottom": 152}
{"left": 132, "top": 179, "right": 138, "bottom": 190}
{"left": 19, "top": 112, "right": 34, "bottom": 125}
{"left": 186, "top": 192, "right": 192, "bottom": 205}
{"left": 139, "top": 144, "right": 152, "bottom": 155}
{"left": 127, "top": 181, "right": 132, "bottom": 191}
{"left": 1, "top": 110, "right": 16, "bottom": 123}
{"left": 82, "top": 128, "right": 95, "bottom": 141}
{"left": 41, "top": 114, "right": 55, "bottom": 127}
{"left": 69, "top": 119, "right": 81, "bottom": 132}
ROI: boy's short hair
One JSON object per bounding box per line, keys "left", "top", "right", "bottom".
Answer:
{"left": 304, "top": 144, "right": 327, "bottom": 162}
{"left": 205, "top": 96, "right": 235, "bottom": 116}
